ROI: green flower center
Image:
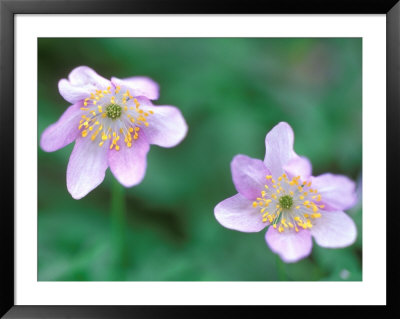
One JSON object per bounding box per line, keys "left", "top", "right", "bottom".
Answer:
{"left": 106, "top": 103, "right": 122, "bottom": 120}
{"left": 279, "top": 195, "right": 293, "bottom": 209}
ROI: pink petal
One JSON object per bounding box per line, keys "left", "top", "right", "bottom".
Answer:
{"left": 108, "top": 136, "right": 150, "bottom": 187}
{"left": 264, "top": 122, "right": 297, "bottom": 178}
{"left": 283, "top": 156, "right": 312, "bottom": 180}
{"left": 265, "top": 226, "right": 312, "bottom": 263}
{"left": 58, "top": 79, "right": 92, "bottom": 104}
{"left": 137, "top": 98, "right": 188, "bottom": 148}
{"left": 231, "top": 154, "right": 270, "bottom": 200}
{"left": 214, "top": 193, "right": 268, "bottom": 233}
{"left": 310, "top": 211, "right": 357, "bottom": 248}
{"left": 59, "top": 66, "right": 111, "bottom": 104}
{"left": 67, "top": 137, "right": 109, "bottom": 199}
{"left": 111, "top": 76, "right": 159, "bottom": 100}
{"left": 311, "top": 173, "right": 357, "bottom": 211}
{"left": 40, "top": 102, "right": 82, "bottom": 152}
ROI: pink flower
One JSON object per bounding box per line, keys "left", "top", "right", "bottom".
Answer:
{"left": 40, "top": 66, "right": 188, "bottom": 199}
{"left": 214, "top": 122, "right": 357, "bottom": 263}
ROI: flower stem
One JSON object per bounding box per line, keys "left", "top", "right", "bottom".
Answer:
{"left": 110, "top": 178, "right": 127, "bottom": 280}
{"left": 276, "top": 255, "right": 287, "bottom": 281}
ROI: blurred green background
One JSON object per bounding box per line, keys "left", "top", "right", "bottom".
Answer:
{"left": 38, "top": 38, "right": 362, "bottom": 281}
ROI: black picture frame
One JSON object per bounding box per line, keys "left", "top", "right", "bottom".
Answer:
{"left": 1, "top": 0, "right": 399, "bottom": 317}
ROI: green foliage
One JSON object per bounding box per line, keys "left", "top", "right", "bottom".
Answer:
{"left": 38, "top": 38, "right": 362, "bottom": 281}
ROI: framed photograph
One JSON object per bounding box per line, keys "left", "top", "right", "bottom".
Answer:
{"left": 1, "top": 0, "right": 398, "bottom": 317}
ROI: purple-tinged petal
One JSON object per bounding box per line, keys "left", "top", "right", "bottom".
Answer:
{"left": 40, "top": 102, "right": 83, "bottom": 152}
{"left": 67, "top": 137, "right": 109, "bottom": 199}
{"left": 137, "top": 98, "right": 188, "bottom": 148}
{"left": 311, "top": 211, "right": 357, "bottom": 248}
{"left": 108, "top": 136, "right": 150, "bottom": 187}
{"left": 111, "top": 76, "right": 159, "bottom": 100}
{"left": 214, "top": 194, "right": 267, "bottom": 233}
{"left": 58, "top": 79, "right": 92, "bottom": 104}
{"left": 283, "top": 156, "right": 312, "bottom": 180}
{"left": 311, "top": 173, "right": 357, "bottom": 211}
{"left": 264, "top": 122, "right": 297, "bottom": 178}
{"left": 231, "top": 155, "right": 270, "bottom": 200}
{"left": 59, "top": 66, "right": 111, "bottom": 104}
{"left": 68, "top": 66, "right": 110, "bottom": 88}
{"left": 265, "top": 226, "right": 312, "bottom": 263}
